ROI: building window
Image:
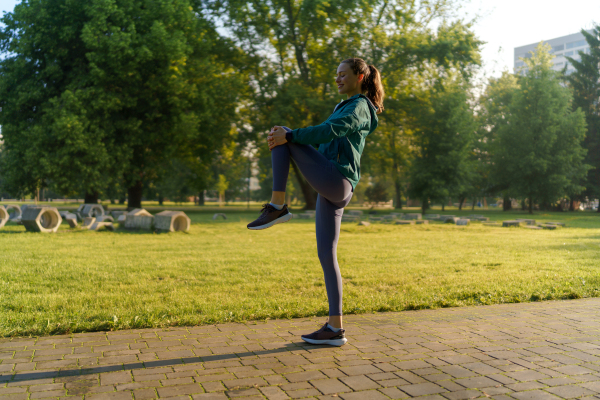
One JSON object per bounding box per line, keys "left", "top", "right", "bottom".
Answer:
{"left": 554, "top": 62, "right": 564, "bottom": 67}
{"left": 565, "top": 51, "right": 574, "bottom": 57}
{"left": 553, "top": 44, "right": 565, "bottom": 52}
{"left": 566, "top": 40, "right": 587, "bottom": 49}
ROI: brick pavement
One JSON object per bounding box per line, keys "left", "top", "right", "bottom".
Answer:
{"left": 3, "top": 299, "right": 600, "bottom": 400}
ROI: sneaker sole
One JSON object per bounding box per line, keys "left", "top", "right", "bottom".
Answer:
{"left": 247, "top": 213, "right": 293, "bottom": 230}
{"left": 301, "top": 337, "right": 348, "bottom": 346}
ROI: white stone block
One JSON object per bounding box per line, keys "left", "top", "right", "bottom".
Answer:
{"left": 89, "top": 221, "right": 115, "bottom": 231}
{"left": 2, "top": 204, "right": 21, "bottom": 221}
{"left": 21, "top": 207, "right": 62, "bottom": 233}
{"left": 111, "top": 211, "right": 128, "bottom": 219}
{"left": 0, "top": 206, "right": 8, "bottom": 229}
{"left": 80, "top": 204, "right": 105, "bottom": 218}
{"left": 83, "top": 217, "right": 96, "bottom": 228}
{"left": 124, "top": 209, "right": 154, "bottom": 230}
{"left": 154, "top": 211, "right": 191, "bottom": 232}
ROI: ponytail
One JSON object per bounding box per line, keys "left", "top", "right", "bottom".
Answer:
{"left": 364, "top": 65, "right": 384, "bottom": 114}
{"left": 341, "top": 58, "right": 385, "bottom": 114}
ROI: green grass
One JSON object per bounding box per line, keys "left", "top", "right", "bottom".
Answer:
{"left": 1, "top": 207, "right": 600, "bottom": 337}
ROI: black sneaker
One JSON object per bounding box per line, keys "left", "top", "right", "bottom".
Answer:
{"left": 247, "top": 204, "right": 293, "bottom": 230}
{"left": 301, "top": 323, "right": 347, "bottom": 346}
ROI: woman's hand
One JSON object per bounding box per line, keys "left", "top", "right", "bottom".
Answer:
{"left": 268, "top": 126, "right": 288, "bottom": 151}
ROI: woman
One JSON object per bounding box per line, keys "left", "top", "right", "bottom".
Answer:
{"left": 247, "top": 58, "right": 384, "bottom": 346}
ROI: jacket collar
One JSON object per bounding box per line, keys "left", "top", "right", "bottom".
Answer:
{"left": 335, "top": 93, "right": 377, "bottom": 112}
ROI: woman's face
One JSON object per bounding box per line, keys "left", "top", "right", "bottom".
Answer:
{"left": 336, "top": 63, "right": 364, "bottom": 96}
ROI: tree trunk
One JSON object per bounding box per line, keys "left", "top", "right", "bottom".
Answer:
{"left": 127, "top": 181, "right": 143, "bottom": 209}
{"left": 421, "top": 199, "right": 428, "bottom": 215}
{"left": 198, "top": 191, "right": 205, "bottom": 206}
{"left": 393, "top": 179, "right": 402, "bottom": 210}
{"left": 569, "top": 198, "right": 575, "bottom": 211}
{"left": 158, "top": 194, "right": 164, "bottom": 206}
{"left": 503, "top": 195, "right": 512, "bottom": 211}
{"left": 390, "top": 131, "right": 403, "bottom": 210}
{"left": 291, "top": 161, "right": 317, "bottom": 210}
{"left": 458, "top": 197, "right": 465, "bottom": 210}
{"left": 529, "top": 196, "right": 533, "bottom": 215}
{"left": 85, "top": 191, "right": 99, "bottom": 204}
{"left": 472, "top": 198, "right": 476, "bottom": 211}
{"left": 441, "top": 203, "right": 445, "bottom": 211}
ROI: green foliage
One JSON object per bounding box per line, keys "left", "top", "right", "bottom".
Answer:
{"left": 216, "top": 174, "right": 229, "bottom": 195}
{"left": 210, "top": 136, "right": 249, "bottom": 202}
{"left": 0, "top": 0, "right": 246, "bottom": 204}
{"left": 492, "top": 43, "right": 589, "bottom": 213}
{"left": 150, "top": 159, "right": 196, "bottom": 204}
{"left": 564, "top": 25, "right": 600, "bottom": 200}
{"left": 362, "top": 3, "right": 482, "bottom": 210}
{"left": 364, "top": 181, "right": 391, "bottom": 203}
{"left": 479, "top": 71, "right": 520, "bottom": 199}
{"left": 208, "top": 0, "right": 482, "bottom": 207}
{"left": 408, "top": 74, "right": 477, "bottom": 211}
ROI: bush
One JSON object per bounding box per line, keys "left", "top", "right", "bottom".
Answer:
{"left": 365, "top": 181, "right": 390, "bottom": 203}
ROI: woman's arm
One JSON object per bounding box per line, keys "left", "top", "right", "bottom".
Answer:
{"left": 289, "top": 104, "right": 363, "bottom": 145}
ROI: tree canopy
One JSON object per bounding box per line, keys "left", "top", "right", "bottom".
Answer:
{"left": 0, "top": 1, "right": 596, "bottom": 212}
{"left": 491, "top": 44, "right": 588, "bottom": 213}
{"left": 0, "top": 0, "right": 246, "bottom": 207}
{"left": 564, "top": 26, "right": 600, "bottom": 206}
{"left": 408, "top": 73, "right": 477, "bottom": 213}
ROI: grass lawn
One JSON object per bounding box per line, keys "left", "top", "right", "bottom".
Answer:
{"left": 1, "top": 206, "right": 600, "bottom": 337}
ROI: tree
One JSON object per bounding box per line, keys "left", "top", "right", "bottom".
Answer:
{"left": 150, "top": 159, "right": 196, "bottom": 205}
{"left": 216, "top": 175, "right": 229, "bottom": 206}
{"left": 370, "top": 17, "right": 482, "bottom": 210}
{"left": 365, "top": 181, "right": 391, "bottom": 204}
{"left": 210, "top": 133, "right": 249, "bottom": 203}
{"left": 0, "top": 0, "right": 246, "bottom": 208}
{"left": 491, "top": 43, "right": 589, "bottom": 214}
{"left": 408, "top": 73, "right": 477, "bottom": 214}
{"left": 479, "top": 72, "right": 520, "bottom": 211}
{"left": 208, "top": 0, "right": 481, "bottom": 209}
{"left": 564, "top": 25, "right": 600, "bottom": 210}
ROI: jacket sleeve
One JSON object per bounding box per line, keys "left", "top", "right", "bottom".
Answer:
{"left": 288, "top": 102, "right": 363, "bottom": 145}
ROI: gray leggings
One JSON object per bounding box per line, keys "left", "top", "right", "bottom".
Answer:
{"left": 272, "top": 140, "right": 353, "bottom": 316}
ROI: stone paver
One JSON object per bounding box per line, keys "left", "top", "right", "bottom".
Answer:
{"left": 5, "top": 299, "right": 600, "bottom": 399}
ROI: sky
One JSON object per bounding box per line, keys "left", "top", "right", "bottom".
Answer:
{"left": 466, "top": 0, "right": 599, "bottom": 79}
{"left": 0, "top": 0, "right": 598, "bottom": 80}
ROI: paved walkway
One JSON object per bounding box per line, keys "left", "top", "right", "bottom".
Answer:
{"left": 3, "top": 299, "right": 600, "bottom": 400}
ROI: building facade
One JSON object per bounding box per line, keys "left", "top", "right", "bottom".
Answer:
{"left": 514, "top": 30, "right": 592, "bottom": 75}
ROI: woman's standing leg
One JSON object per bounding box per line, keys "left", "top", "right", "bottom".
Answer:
{"left": 300, "top": 192, "right": 352, "bottom": 347}
{"left": 315, "top": 194, "right": 345, "bottom": 321}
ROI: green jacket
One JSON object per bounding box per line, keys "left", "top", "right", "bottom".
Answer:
{"left": 287, "top": 94, "right": 379, "bottom": 189}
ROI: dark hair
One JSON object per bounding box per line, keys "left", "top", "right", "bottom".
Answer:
{"left": 341, "top": 58, "right": 384, "bottom": 114}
